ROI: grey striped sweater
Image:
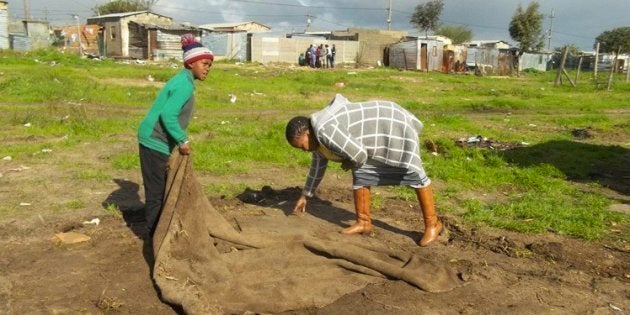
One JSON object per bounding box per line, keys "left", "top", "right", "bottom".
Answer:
{"left": 303, "top": 94, "right": 428, "bottom": 197}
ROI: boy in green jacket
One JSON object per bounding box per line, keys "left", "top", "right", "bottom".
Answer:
{"left": 137, "top": 34, "right": 213, "bottom": 236}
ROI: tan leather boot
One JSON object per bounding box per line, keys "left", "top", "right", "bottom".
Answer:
{"left": 341, "top": 187, "right": 372, "bottom": 235}
{"left": 416, "top": 185, "right": 443, "bottom": 246}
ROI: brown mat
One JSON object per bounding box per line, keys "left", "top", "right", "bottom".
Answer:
{"left": 152, "top": 151, "right": 465, "bottom": 314}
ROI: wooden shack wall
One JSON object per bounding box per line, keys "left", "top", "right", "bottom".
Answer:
{"left": 128, "top": 22, "right": 147, "bottom": 59}
{"left": 58, "top": 24, "right": 100, "bottom": 55}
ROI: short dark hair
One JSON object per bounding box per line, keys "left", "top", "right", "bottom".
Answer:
{"left": 285, "top": 116, "right": 311, "bottom": 143}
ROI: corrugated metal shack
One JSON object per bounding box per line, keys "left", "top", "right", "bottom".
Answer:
{"left": 130, "top": 22, "right": 199, "bottom": 61}
{"left": 86, "top": 11, "right": 173, "bottom": 59}
{"left": 518, "top": 51, "right": 553, "bottom": 72}
{"left": 465, "top": 40, "right": 513, "bottom": 75}
{"left": 9, "top": 20, "right": 50, "bottom": 52}
{"left": 148, "top": 24, "right": 200, "bottom": 61}
{"left": 0, "top": 0, "right": 8, "bottom": 49}
{"left": 332, "top": 28, "right": 407, "bottom": 67}
{"left": 388, "top": 38, "right": 444, "bottom": 71}
{"left": 466, "top": 46, "right": 514, "bottom": 75}
{"left": 201, "top": 32, "right": 248, "bottom": 61}
{"left": 199, "top": 21, "right": 270, "bottom": 62}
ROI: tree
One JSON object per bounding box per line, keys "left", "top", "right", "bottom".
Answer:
{"left": 595, "top": 27, "right": 630, "bottom": 54}
{"left": 93, "top": 0, "right": 157, "bottom": 15}
{"left": 435, "top": 25, "right": 473, "bottom": 44}
{"left": 509, "top": 1, "right": 545, "bottom": 75}
{"left": 410, "top": 0, "right": 444, "bottom": 39}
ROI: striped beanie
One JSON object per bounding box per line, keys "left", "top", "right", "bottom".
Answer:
{"left": 181, "top": 33, "right": 214, "bottom": 65}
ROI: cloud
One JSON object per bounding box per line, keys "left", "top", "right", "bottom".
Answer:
{"left": 9, "top": 0, "right": 630, "bottom": 50}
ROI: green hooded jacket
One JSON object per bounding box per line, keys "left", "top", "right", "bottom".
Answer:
{"left": 137, "top": 69, "right": 195, "bottom": 155}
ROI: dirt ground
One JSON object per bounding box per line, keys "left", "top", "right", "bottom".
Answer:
{"left": 0, "top": 138, "right": 628, "bottom": 314}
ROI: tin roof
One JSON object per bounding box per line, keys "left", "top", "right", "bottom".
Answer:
{"left": 88, "top": 11, "right": 171, "bottom": 20}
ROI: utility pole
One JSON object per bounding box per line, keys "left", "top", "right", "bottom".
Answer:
{"left": 547, "top": 9, "right": 554, "bottom": 50}
{"left": 305, "top": 8, "right": 312, "bottom": 32}
{"left": 74, "top": 15, "right": 83, "bottom": 57}
{"left": 23, "top": 0, "right": 29, "bottom": 20}
{"left": 387, "top": 0, "right": 392, "bottom": 31}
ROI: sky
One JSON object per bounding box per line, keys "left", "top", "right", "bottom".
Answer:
{"left": 7, "top": 0, "right": 630, "bottom": 51}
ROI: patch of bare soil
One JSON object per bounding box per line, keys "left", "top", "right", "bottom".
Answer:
{"left": 0, "top": 149, "right": 628, "bottom": 314}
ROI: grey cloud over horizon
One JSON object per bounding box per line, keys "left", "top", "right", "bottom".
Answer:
{"left": 8, "top": 0, "right": 630, "bottom": 51}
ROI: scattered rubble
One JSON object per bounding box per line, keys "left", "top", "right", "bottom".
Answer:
{"left": 455, "top": 135, "right": 526, "bottom": 151}
{"left": 571, "top": 127, "right": 594, "bottom": 139}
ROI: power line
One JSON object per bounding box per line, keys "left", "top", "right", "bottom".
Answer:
{"left": 223, "top": 0, "right": 387, "bottom": 11}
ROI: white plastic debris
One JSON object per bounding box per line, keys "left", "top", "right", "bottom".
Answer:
{"left": 9, "top": 165, "right": 30, "bottom": 172}
{"left": 41, "top": 148, "right": 53, "bottom": 153}
{"left": 146, "top": 75, "right": 154, "bottom": 82}
{"left": 20, "top": 202, "right": 32, "bottom": 206}
{"left": 23, "top": 122, "right": 32, "bottom": 127}
{"left": 2, "top": 156, "right": 11, "bottom": 161}
{"left": 82, "top": 218, "right": 100, "bottom": 226}
{"left": 609, "top": 304, "right": 622, "bottom": 312}
{"left": 229, "top": 94, "right": 237, "bottom": 103}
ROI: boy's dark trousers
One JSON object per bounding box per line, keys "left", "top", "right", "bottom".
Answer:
{"left": 139, "top": 144, "right": 169, "bottom": 235}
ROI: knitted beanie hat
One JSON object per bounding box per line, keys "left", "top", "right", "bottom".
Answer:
{"left": 181, "top": 33, "right": 214, "bottom": 65}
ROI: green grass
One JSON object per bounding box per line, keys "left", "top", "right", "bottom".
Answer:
{"left": 0, "top": 48, "right": 628, "bottom": 241}
{"left": 64, "top": 199, "right": 86, "bottom": 210}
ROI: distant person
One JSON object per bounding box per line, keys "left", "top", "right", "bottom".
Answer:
{"left": 306, "top": 45, "right": 313, "bottom": 68}
{"left": 309, "top": 44, "right": 317, "bottom": 68}
{"left": 285, "top": 94, "right": 443, "bottom": 246}
{"left": 318, "top": 44, "right": 326, "bottom": 68}
{"left": 330, "top": 44, "right": 336, "bottom": 68}
{"left": 314, "top": 44, "right": 321, "bottom": 68}
{"left": 298, "top": 53, "right": 306, "bottom": 66}
{"left": 325, "top": 44, "right": 333, "bottom": 69}
{"left": 137, "top": 34, "right": 214, "bottom": 236}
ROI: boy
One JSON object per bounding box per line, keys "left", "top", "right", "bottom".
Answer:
{"left": 137, "top": 34, "right": 213, "bottom": 236}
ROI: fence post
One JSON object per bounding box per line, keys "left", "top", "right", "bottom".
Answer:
{"left": 554, "top": 46, "right": 568, "bottom": 86}
{"left": 593, "top": 42, "right": 600, "bottom": 78}
{"left": 575, "top": 55, "right": 583, "bottom": 85}
{"left": 606, "top": 47, "right": 620, "bottom": 91}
